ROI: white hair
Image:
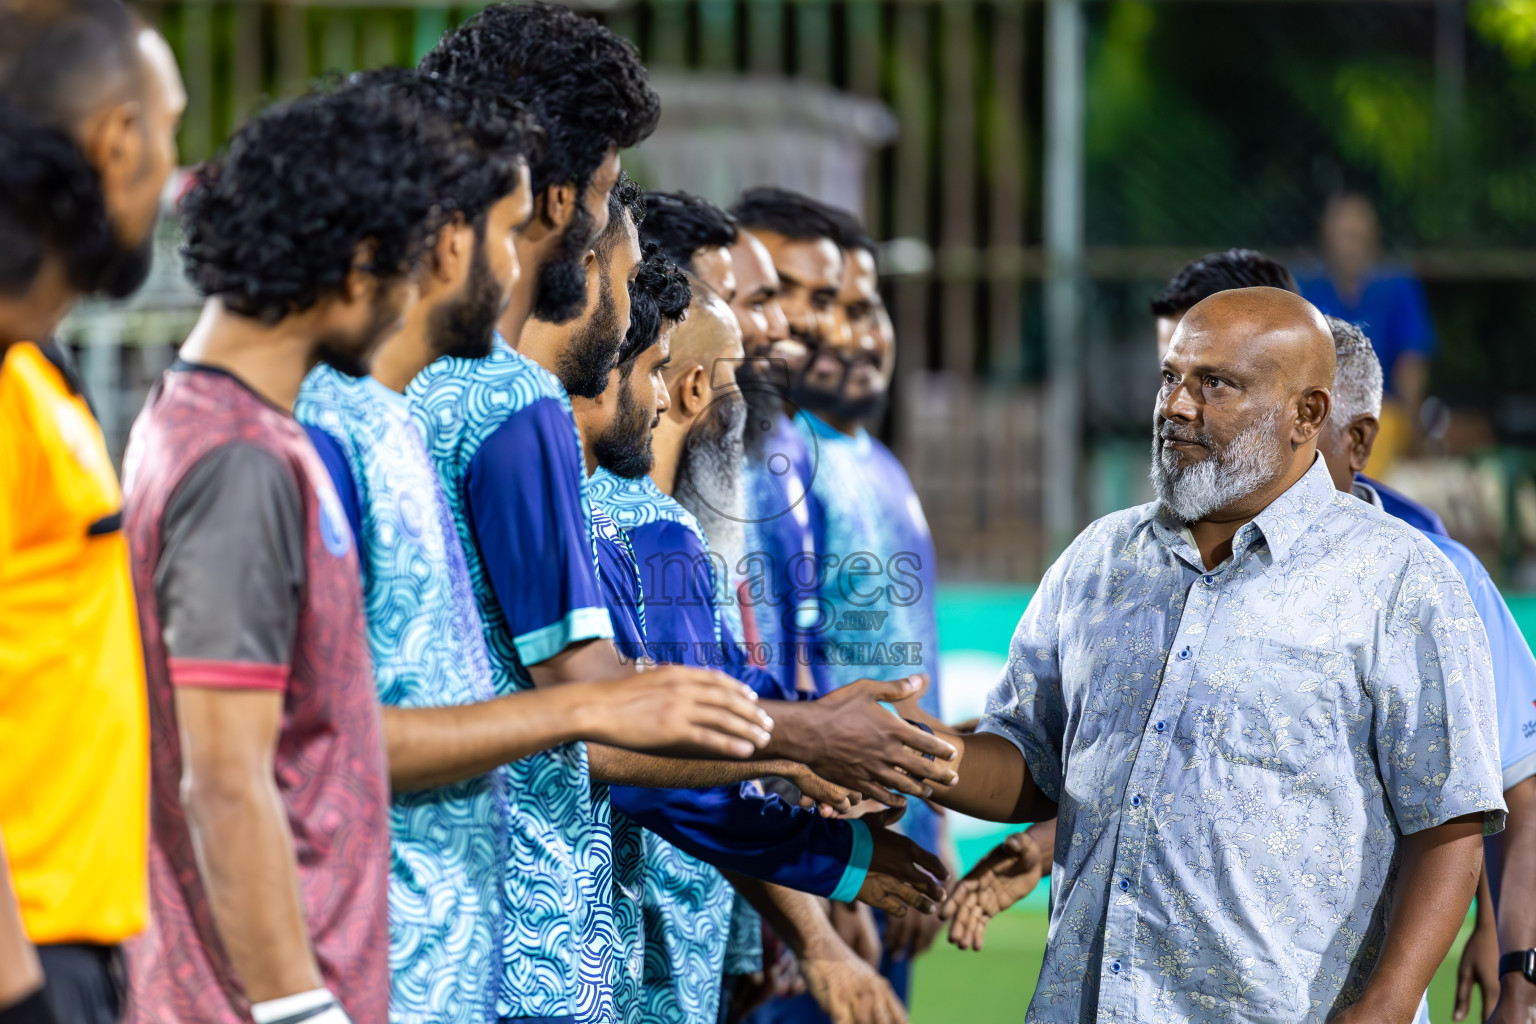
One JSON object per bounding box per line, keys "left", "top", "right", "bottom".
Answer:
{"left": 1326, "top": 316, "right": 1383, "bottom": 427}
{"left": 1150, "top": 404, "right": 1291, "bottom": 524}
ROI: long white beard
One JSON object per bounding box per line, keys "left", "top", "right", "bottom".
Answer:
{"left": 675, "top": 397, "right": 747, "bottom": 575}
{"left": 1149, "top": 405, "right": 1289, "bottom": 524}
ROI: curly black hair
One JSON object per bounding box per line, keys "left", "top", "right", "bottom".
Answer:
{"left": 0, "top": 0, "right": 142, "bottom": 130}
{"left": 729, "top": 187, "right": 845, "bottom": 243}
{"left": 1150, "top": 249, "right": 1299, "bottom": 318}
{"left": 616, "top": 240, "right": 690, "bottom": 373}
{"left": 638, "top": 192, "right": 738, "bottom": 272}
{"left": 0, "top": 100, "right": 117, "bottom": 296}
{"left": 596, "top": 171, "right": 647, "bottom": 257}
{"left": 345, "top": 67, "right": 543, "bottom": 229}
{"left": 419, "top": 2, "right": 660, "bottom": 197}
{"left": 181, "top": 79, "right": 481, "bottom": 323}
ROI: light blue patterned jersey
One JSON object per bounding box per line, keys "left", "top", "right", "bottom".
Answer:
{"left": 981, "top": 454, "right": 1505, "bottom": 1023}
{"left": 409, "top": 340, "right": 615, "bottom": 1023}
{"left": 295, "top": 367, "right": 504, "bottom": 1024}
{"left": 794, "top": 413, "right": 944, "bottom": 854}
{"left": 590, "top": 470, "right": 737, "bottom": 1024}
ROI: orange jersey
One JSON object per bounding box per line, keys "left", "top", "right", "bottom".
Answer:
{"left": 0, "top": 340, "right": 147, "bottom": 944}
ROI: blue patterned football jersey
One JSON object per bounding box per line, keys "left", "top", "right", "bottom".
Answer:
{"left": 589, "top": 506, "right": 648, "bottom": 1024}
{"left": 296, "top": 367, "right": 504, "bottom": 1024}
{"left": 409, "top": 340, "right": 616, "bottom": 1023}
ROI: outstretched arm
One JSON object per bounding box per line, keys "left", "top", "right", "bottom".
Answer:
{"left": 1336, "top": 814, "right": 1486, "bottom": 1024}
{"left": 726, "top": 874, "right": 908, "bottom": 1024}
{"left": 757, "top": 676, "right": 959, "bottom": 807}
{"left": 386, "top": 665, "right": 772, "bottom": 790}
{"left": 890, "top": 700, "right": 1053, "bottom": 824}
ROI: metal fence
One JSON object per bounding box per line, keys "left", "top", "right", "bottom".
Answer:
{"left": 76, "top": 0, "right": 1536, "bottom": 582}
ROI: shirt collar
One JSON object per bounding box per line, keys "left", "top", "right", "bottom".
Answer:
{"left": 1143, "top": 451, "right": 1337, "bottom": 568}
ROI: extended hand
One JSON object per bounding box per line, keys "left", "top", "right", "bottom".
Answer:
{"left": 1453, "top": 910, "right": 1499, "bottom": 1022}
{"left": 584, "top": 667, "right": 772, "bottom": 759}
{"left": 856, "top": 808, "right": 949, "bottom": 917}
{"left": 792, "top": 676, "right": 957, "bottom": 806}
{"left": 800, "top": 945, "right": 908, "bottom": 1024}
{"left": 941, "top": 829, "right": 1046, "bottom": 951}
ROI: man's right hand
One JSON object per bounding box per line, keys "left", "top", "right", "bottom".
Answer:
{"left": 577, "top": 667, "right": 773, "bottom": 760}
{"left": 855, "top": 809, "right": 949, "bottom": 917}
{"left": 774, "top": 676, "right": 958, "bottom": 806}
{"left": 941, "top": 826, "right": 1049, "bottom": 951}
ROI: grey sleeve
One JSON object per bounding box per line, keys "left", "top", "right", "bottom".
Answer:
{"left": 154, "top": 442, "right": 306, "bottom": 671}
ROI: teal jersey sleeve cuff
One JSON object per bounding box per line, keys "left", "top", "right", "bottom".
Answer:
{"left": 829, "top": 818, "right": 873, "bottom": 903}
{"left": 514, "top": 606, "right": 614, "bottom": 666}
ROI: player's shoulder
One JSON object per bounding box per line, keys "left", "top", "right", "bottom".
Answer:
{"left": 410, "top": 341, "right": 568, "bottom": 422}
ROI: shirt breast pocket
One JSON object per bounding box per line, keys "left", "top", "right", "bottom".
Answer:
{"left": 1199, "top": 639, "right": 1348, "bottom": 776}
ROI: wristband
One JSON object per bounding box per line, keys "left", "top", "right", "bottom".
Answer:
{"left": 0, "top": 989, "right": 59, "bottom": 1024}
{"left": 251, "top": 989, "right": 351, "bottom": 1024}
{"left": 1499, "top": 949, "right": 1536, "bottom": 984}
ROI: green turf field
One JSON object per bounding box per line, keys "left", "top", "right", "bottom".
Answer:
{"left": 908, "top": 908, "right": 1482, "bottom": 1023}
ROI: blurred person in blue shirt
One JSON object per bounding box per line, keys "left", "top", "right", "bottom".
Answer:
{"left": 1296, "top": 193, "right": 1437, "bottom": 473}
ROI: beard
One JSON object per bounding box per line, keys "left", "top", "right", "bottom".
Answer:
{"left": 786, "top": 339, "right": 887, "bottom": 426}
{"left": 1149, "top": 405, "right": 1290, "bottom": 523}
{"left": 593, "top": 371, "right": 658, "bottom": 479}
{"left": 675, "top": 390, "right": 748, "bottom": 569}
{"left": 556, "top": 272, "right": 621, "bottom": 399}
{"left": 531, "top": 200, "right": 597, "bottom": 325}
{"left": 91, "top": 232, "right": 156, "bottom": 299}
{"left": 315, "top": 288, "right": 405, "bottom": 379}
{"left": 436, "top": 236, "right": 506, "bottom": 360}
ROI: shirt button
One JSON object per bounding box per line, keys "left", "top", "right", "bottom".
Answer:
{"left": 1118, "top": 878, "right": 1130, "bottom": 892}
{"left": 1154, "top": 720, "right": 1167, "bottom": 733}
{"left": 1177, "top": 647, "right": 1191, "bottom": 660}
{"left": 1110, "top": 960, "right": 1122, "bottom": 973}
{"left": 1130, "top": 794, "right": 1142, "bottom": 807}
{"left": 1202, "top": 575, "right": 1214, "bottom": 585}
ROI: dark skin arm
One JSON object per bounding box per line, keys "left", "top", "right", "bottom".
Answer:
{"left": 1485, "top": 776, "right": 1536, "bottom": 1023}
{"left": 759, "top": 676, "right": 960, "bottom": 807}
{"left": 1332, "top": 813, "right": 1486, "bottom": 1024}
{"left": 889, "top": 700, "right": 1053, "bottom": 824}
{"left": 386, "top": 665, "right": 772, "bottom": 791}
{"left": 726, "top": 874, "right": 907, "bottom": 1024}
{"left": 175, "top": 688, "right": 323, "bottom": 1003}
{"left": 585, "top": 670, "right": 956, "bottom": 804}
{"left": 1454, "top": 866, "right": 1500, "bottom": 1022}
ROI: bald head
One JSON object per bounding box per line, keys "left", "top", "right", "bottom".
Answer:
{"left": 1176, "top": 287, "right": 1336, "bottom": 396}
{"left": 1153, "top": 287, "right": 1336, "bottom": 525}
{"left": 668, "top": 283, "right": 743, "bottom": 382}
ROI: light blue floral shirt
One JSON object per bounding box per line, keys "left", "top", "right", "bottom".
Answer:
{"left": 980, "top": 454, "right": 1505, "bottom": 1023}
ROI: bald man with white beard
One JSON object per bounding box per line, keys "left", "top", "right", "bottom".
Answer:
{"left": 906, "top": 288, "right": 1505, "bottom": 1024}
